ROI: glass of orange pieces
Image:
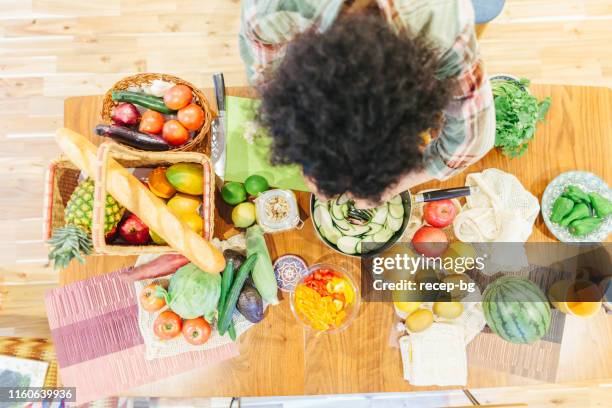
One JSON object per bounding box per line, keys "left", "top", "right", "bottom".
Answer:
{"left": 290, "top": 263, "right": 360, "bottom": 333}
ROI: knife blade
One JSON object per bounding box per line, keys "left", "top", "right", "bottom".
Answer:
{"left": 211, "top": 72, "right": 226, "bottom": 180}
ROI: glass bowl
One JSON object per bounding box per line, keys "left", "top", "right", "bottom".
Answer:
{"left": 289, "top": 263, "right": 361, "bottom": 334}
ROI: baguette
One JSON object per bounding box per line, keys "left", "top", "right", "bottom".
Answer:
{"left": 55, "top": 127, "right": 226, "bottom": 273}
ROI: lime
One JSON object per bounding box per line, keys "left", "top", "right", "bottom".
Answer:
{"left": 232, "top": 202, "right": 256, "bottom": 228}
{"left": 244, "top": 175, "right": 269, "bottom": 196}
{"left": 221, "top": 182, "right": 247, "bottom": 205}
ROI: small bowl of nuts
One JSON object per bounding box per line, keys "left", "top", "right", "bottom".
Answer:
{"left": 254, "top": 189, "right": 301, "bottom": 233}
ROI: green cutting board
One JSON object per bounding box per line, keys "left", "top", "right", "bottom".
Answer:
{"left": 224, "top": 96, "right": 309, "bottom": 191}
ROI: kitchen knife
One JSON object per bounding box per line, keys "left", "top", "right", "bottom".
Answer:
{"left": 211, "top": 72, "right": 226, "bottom": 180}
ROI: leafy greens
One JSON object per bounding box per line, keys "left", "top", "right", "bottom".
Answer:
{"left": 492, "top": 78, "right": 551, "bottom": 158}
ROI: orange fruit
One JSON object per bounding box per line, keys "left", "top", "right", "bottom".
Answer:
{"left": 148, "top": 167, "right": 176, "bottom": 199}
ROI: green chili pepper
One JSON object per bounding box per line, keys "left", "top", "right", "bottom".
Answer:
{"left": 588, "top": 192, "right": 612, "bottom": 218}
{"left": 562, "top": 185, "right": 590, "bottom": 204}
{"left": 559, "top": 203, "right": 590, "bottom": 227}
{"left": 550, "top": 196, "right": 574, "bottom": 223}
{"left": 568, "top": 217, "right": 603, "bottom": 236}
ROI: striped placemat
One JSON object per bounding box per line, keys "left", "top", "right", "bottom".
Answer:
{"left": 45, "top": 269, "right": 239, "bottom": 405}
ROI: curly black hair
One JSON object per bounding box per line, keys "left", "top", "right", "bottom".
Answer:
{"left": 257, "top": 13, "right": 452, "bottom": 200}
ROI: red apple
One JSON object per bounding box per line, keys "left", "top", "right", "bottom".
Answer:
{"left": 412, "top": 226, "right": 449, "bottom": 257}
{"left": 119, "top": 213, "right": 151, "bottom": 244}
{"left": 423, "top": 199, "right": 457, "bottom": 228}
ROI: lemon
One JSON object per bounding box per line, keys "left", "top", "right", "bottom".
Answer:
{"left": 405, "top": 308, "right": 434, "bottom": 333}
{"left": 244, "top": 174, "right": 269, "bottom": 196}
{"left": 393, "top": 301, "right": 421, "bottom": 314}
{"left": 221, "top": 182, "right": 247, "bottom": 205}
{"left": 231, "top": 202, "right": 256, "bottom": 228}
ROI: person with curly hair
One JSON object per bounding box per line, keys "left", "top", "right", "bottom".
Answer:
{"left": 240, "top": 0, "right": 496, "bottom": 207}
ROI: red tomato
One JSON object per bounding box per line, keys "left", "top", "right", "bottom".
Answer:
{"left": 153, "top": 311, "right": 182, "bottom": 340}
{"left": 411, "top": 226, "right": 449, "bottom": 257}
{"left": 162, "top": 120, "right": 190, "bottom": 146}
{"left": 182, "top": 317, "right": 212, "bottom": 345}
{"left": 139, "top": 110, "right": 164, "bottom": 135}
{"left": 139, "top": 282, "right": 166, "bottom": 312}
{"left": 177, "top": 103, "right": 205, "bottom": 131}
{"left": 163, "top": 84, "right": 192, "bottom": 110}
{"left": 423, "top": 199, "right": 457, "bottom": 228}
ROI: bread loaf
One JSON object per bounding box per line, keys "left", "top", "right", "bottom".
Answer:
{"left": 55, "top": 127, "right": 226, "bottom": 273}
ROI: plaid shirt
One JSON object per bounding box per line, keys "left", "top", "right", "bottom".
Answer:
{"left": 239, "top": 0, "right": 495, "bottom": 180}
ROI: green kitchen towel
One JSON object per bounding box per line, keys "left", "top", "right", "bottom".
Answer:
{"left": 225, "top": 96, "right": 309, "bottom": 191}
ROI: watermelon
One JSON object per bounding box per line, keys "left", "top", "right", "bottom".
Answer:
{"left": 482, "top": 276, "right": 551, "bottom": 344}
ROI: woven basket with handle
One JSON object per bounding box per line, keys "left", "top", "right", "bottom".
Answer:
{"left": 101, "top": 73, "right": 212, "bottom": 154}
{"left": 43, "top": 143, "right": 215, "bottom": 256}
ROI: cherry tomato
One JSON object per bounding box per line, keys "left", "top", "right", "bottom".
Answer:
{"left": 162, "top": 119, "right": 189, "bottom": 146}
{"left": 139, "top": 282, "right": 167, "bottom": 312}
{"left": 163, "top": 84, "right": 192, "bottom": 110}
{"left": 153, "top": 310, "right": 182, "bottom": 340}
{"left": 182, "top": 317, "right": 212, "bottom": 345}
{"left": 177, "top": 103, "right": 205, "bottom": 131}
{"left": 139, "top": 110, "right": 164, "bottom": 135}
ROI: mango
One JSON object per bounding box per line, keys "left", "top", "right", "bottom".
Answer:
{"left": 166, "top": 163, "right": 203, "bottom": 195}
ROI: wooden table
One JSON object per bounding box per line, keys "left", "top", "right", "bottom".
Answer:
{"left": 62, "top": 85, "right": 612, "bottom": 397}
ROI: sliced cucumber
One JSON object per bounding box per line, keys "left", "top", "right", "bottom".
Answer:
{"left": 367, "top": 222, "right": 383, "bottom": 235}
{"left": 389, "top": 194, "right": 402, "bottom": 206}
{"left": 343, "top": 223, "right": 371, "bottom": 237}
{"left": 373, "top": 227, "right": 394, "bottom": 245}
{"left": 389, "top": 203, "right": 404, "bottom": 219}
{"left": 387, "top": 215, "right": 403, "bottom": 232}
{"left": 341, "top": 203, "right": 349, "bottom": 218}
{"left": 371, "top": 204, "right": 389, "bottom": 225}
{"left": 331, "top": 200, "right": 345, "bottom": 221}
{"left": 337, "top": 236, "right": 361, "bottom": 255}
{"left": 361, "top": 236, "right": 384, "bottom": 253}
{"left": 333, "top": 217, "right": 352, "bottom": 232}
{"left": 320, "top": 224, "right": 341, "bottom": 245}
{"left": 313, "top": 206, "right": 322, "bottom": 229}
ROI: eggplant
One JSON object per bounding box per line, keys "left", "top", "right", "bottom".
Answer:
{"left": 237, "top": 284, "right": 264, "bottom": 323}
{"left": 223, "top": 249, "right": 246, "bottom": 271}
{"left": 95, "top": 124, "right": 170, "bottom": 151}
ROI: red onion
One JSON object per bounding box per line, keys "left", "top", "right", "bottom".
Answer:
{"left": 111, "top": 102, "right": 141, "bottom": 126}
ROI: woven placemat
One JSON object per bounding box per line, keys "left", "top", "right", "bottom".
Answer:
{"left": 45, "top": 269, "right": 239, "bottom": 405}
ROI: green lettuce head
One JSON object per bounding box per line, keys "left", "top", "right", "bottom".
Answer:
{"left": 158, "top": 263, "right": 221, "bottom": 320}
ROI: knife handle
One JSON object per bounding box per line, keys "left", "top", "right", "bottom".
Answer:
{"left": 213, "top": 73, "right": 225, "bottom": 112}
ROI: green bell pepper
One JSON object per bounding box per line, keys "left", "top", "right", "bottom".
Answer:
{"left": 562, "top": 185, "right": 590, "bottom": 204}
{"left": 589, "top": 192, "right": 612, "bottom": 218}
{"left": 550, "top": 196, "right": 574, "bottom": 223}
{"left": 569, "top": 217, "right": 603, "bottom": 236}
{"left": 559, "top": 203, "right": 590, "bottom": 227}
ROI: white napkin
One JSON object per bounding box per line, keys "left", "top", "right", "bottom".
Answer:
{"left": 400, "top": 323, "right": 468, "bottom": 386}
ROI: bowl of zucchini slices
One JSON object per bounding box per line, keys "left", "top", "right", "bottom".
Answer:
{"left": 311, "top": 192, "right": 410, "bottom": 257}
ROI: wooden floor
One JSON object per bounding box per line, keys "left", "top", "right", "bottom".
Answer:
{"left": 1, "top": 0, "right": 611, "bottom": 332}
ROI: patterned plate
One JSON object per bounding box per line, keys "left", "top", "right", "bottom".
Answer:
{"left": 273, "top": 255, "right": 309, "bottom": 292}
{"left": 541, "top": 171, "right": 612, "bottom": 242}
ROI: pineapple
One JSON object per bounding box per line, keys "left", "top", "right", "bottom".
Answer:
{"left": 48, "top": 179, "right": 125, "bottom": 269}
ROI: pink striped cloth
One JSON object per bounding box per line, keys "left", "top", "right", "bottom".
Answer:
{"left": 45, "top": 269, "right": 239, "bottom": 405}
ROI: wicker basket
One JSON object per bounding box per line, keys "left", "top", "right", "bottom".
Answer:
{"left": 43, "top": 142, "right": 215, "bottom": 257}
{"left": 101, "top": 73, "right": 213, "bottom": 154}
